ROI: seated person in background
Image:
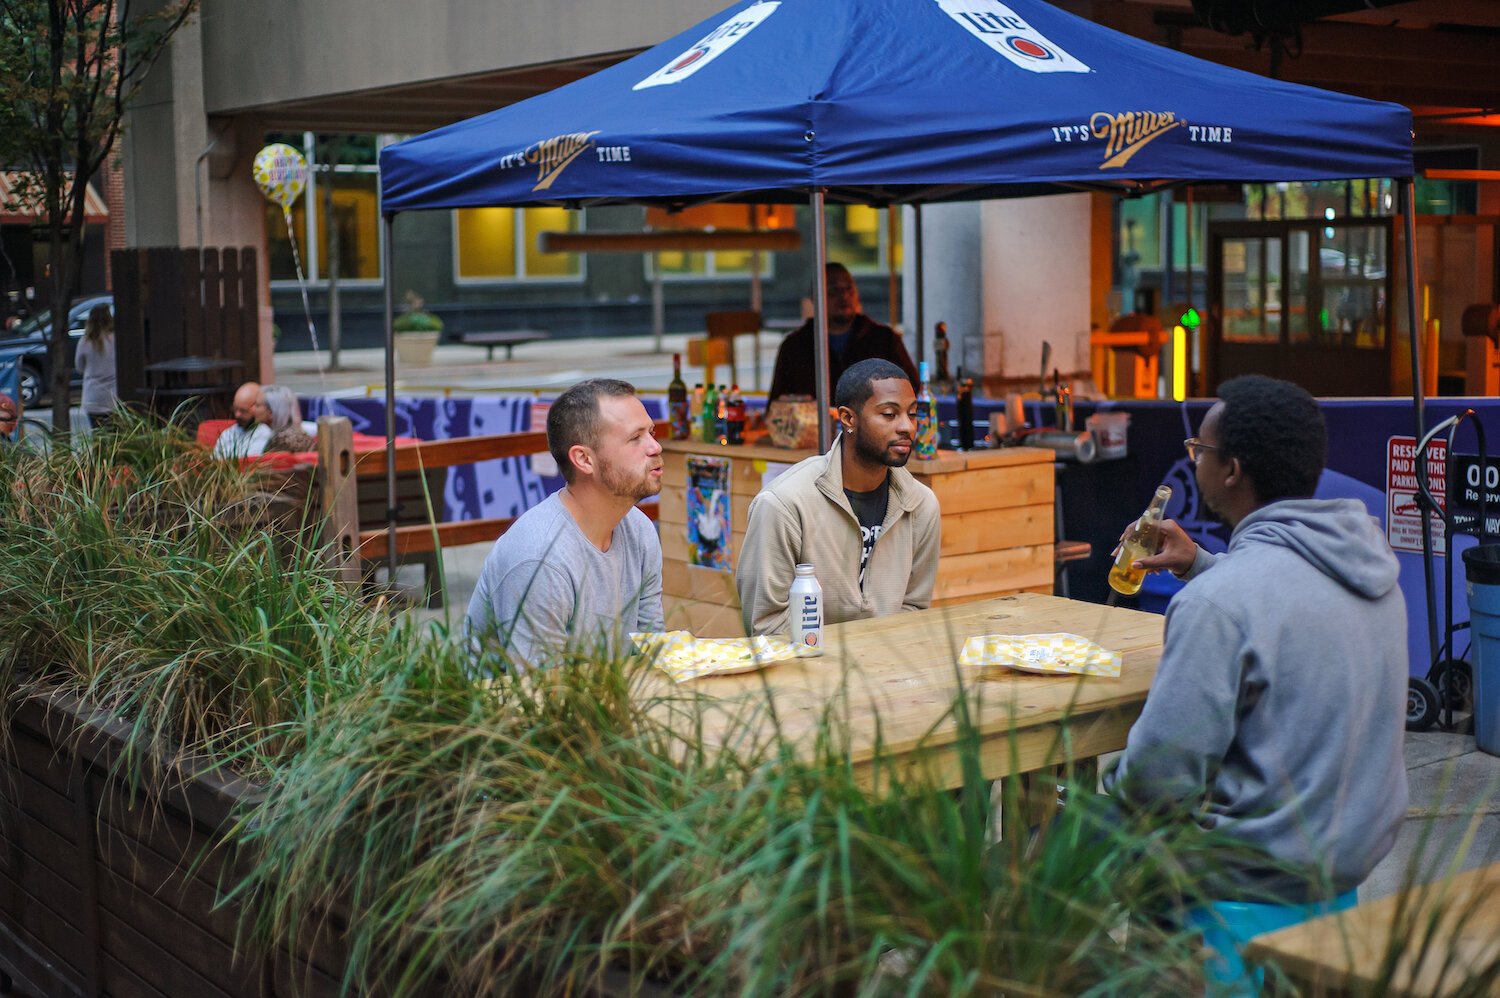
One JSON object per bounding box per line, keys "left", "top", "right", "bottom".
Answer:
{"left": 1103, "top": 375, "right": 1407, "bottom": 902}
{"left": 212, "top": 381, "right": 272, "bottom": 458}
{"left": 767, "top": 262, "right": 918, "bottom": 403}
{"left": 0, "top": 392, "right": 17, "bottom": 436}
{"left": 256, "top": 384, "right": 316, "bottom": 453}
{"left": 465, "top": 378, "right": 664, "bottom": 669}
{"left": 738, "top": 358, "right": 940, "bottom": 637}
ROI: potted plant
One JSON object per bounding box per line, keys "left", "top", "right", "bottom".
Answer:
{"left": 393, "top": 290, "right": 444, "bottom": 365}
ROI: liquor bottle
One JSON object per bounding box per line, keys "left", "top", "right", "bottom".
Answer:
{"left": 715, "top": 384, "right": 729, "bottom": 445}
{"left": 700, "top": 383, "right": 718, "bottom": 443}
{"left": 789, "top": 563, "right": 824, "bottom": 654}
{"left": 726, "top": 384, "right": 746, "bottom": 445}
{"left": 913, "top": 361, "right": 938, "bottom": 459}
{"left": 955, "top": 370, "right": 975, "bottom": 451}
{"left": 690, "top": 384, "right": 705, "bottom": 441}
{"left": 1108, "top": 485, "right": 1173, "bottom": 596}
{"left": 668, "top": 354, "right": 690, "bottom": 440}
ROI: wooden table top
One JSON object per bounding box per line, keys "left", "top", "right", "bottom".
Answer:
{"left": 648, "top": 592, "right": 1163, "bottom": 789}
{"left": 1246, "top": 862, "right": 1500, "bottom": 997}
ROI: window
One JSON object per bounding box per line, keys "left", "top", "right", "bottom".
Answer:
{"left": 266, "top": 132, "right": 383, "bottom": 285}
{"left": 453, "top": 206, "right": 583, "bottom": 282}
{"left": 825, "top": 204, "right": 901, "bottom": 273}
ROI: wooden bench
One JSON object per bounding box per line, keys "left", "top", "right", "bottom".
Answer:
{"left": 458, "top": 329, "right": 550, "bottom": 361}
{"left": 1245, "top": 862, "right": 1500, "bottom": 996}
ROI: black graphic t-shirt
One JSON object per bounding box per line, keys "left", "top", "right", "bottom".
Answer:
{"left": 843, "top": 477, "right": 890, "bottom": 591}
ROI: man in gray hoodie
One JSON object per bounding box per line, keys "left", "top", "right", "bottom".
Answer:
{"left": 1103, "top": 375, "right": 1407, "bottom": 903}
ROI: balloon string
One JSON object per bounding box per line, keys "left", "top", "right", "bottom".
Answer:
{"left": 283, "top": 204, "right": 328, "bottom": 396}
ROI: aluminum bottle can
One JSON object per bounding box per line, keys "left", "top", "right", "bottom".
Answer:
{"left": 789, "top": 563, "right": 824, "bottom": 654}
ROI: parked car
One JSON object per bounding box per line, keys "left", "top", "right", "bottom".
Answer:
{"left": 0, "top": 295, "right": 112, "bottom": 407}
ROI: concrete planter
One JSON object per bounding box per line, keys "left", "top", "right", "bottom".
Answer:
{"left": 393, "top": 331, "right": 440, "bottom": 365}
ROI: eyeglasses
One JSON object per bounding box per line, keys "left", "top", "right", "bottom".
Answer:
{"left": 1184, "top": 437, "right": 1221, "bottom": 464}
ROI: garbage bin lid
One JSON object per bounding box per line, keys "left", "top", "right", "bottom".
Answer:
{"left": 1463, "top": 544, "right": 1500, "bottom": 586}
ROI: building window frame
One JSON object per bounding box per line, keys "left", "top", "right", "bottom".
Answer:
{"left": 267, "top": 131, "right": 386, "bottom": 290}
{"left": 451, "top": 206, "right": 589, "bottom": 286}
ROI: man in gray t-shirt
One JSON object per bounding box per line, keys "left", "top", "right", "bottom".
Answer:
{"left": 466, "top": 378, "right": 664, "bottom": 668}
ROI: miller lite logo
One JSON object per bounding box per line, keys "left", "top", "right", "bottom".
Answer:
{"left": 1092, "top": 111, "right": 1183, "bottom": 168}
{"left": 497, "top": 131, "right": 603, "bottom": 191}
{"left": 937, "top": 0, "right": 1090, "bottom": 74}
{"left": 635, "top": 1, "right": 780, "bottom": 90}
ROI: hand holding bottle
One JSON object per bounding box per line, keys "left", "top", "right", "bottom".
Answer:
{"left": 1111, "top": 518, "right": 1197, "bottom": 577}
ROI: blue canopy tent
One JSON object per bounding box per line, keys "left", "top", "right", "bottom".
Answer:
{"left": 375, "top": 0, "right": 1425, "bottom": 601}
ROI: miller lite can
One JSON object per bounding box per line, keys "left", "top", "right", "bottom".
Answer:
{"left": 789, "top": 563, "right": 823, "bottom": 655}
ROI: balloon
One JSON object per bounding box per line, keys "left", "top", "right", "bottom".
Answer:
{"left": 252, "top": 143, "right": 308, "bottom": 210}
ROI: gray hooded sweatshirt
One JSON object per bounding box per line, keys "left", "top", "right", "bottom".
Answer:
{"left": 1105, "top": 498, "right": 1408, "bottom": 900}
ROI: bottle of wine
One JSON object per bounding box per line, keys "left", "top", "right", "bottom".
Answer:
{"left": 668, "top": 354, "right": 690, "bottom": 440}
{"left": 1108, "top": 485, "right": 1173, "bottom": 596}
{"left": 726, "top": 384, "right": 746, "bottom": 445}
{"left": 913, "top": 361, "right": 938, "bottom": 459}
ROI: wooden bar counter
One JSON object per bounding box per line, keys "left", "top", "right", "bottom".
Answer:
{"left": 657, "top": 438, "right": 1056, "bottom": 636}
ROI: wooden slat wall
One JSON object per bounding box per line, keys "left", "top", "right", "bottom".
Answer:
{"left": 657, "top": 443, "right": 1057, "bottom": 637}
{"left": 0, "top": 697, "right": 348, "bottom": 998}
{"left": 108, "top": 247, "right": 260, "bottom": 419}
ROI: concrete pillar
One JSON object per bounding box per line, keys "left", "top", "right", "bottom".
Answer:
{"left": 979, "top": 194, "right": 1093, "bottom": 391}
{"left": 901, "top": 202, "right": 982, "bottom": 375}
{"left": 120, "top": 16, "right": 275, "bottom": 382}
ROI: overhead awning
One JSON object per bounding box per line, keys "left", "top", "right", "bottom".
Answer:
{"left": 0, "top": 171, "right": 109, "bottom": 225}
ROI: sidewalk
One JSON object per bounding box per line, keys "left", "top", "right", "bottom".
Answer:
{"left": 271, "top": 331, "right": 780, "bottom": 399}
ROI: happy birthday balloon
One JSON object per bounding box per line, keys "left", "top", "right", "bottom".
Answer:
{"left": 252, "top": 143, "right": 308, "bottom": 210}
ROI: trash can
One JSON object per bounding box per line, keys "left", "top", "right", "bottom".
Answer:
{"left": 1461, "top": 544, "right": 1500, "bottom": 755}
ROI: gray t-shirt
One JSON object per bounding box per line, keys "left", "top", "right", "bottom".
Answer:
{"left": 464, "top": 492, "right": 664, "bottom": 669}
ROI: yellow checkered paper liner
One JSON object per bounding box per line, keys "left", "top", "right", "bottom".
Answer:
{"left": 631, "top": 631, "right": 819, "bottom": 682}
{"left": 959, "top": 632, "right": 1121, "bottom": 678}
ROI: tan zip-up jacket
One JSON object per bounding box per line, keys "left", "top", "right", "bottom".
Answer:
{"left": 736, "top": 437, "right": 941, "bottom": 637}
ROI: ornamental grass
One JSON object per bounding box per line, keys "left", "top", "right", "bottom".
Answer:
{"left": 0, "top": 418, "right": 1497, "bottom": 996}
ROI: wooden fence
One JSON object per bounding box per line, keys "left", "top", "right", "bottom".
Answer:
{"left": 111, "top": 248, "right": 260, "bottom": 420}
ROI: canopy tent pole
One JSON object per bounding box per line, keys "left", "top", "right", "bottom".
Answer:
{"left": 887, "top": 206, "right": 899, "bottom": 328}
{"left": 811, "top": 189, "right": 832, "bottom": 451}
{"left": 750, "top": 205, "right": 764, "bottom": 391}
{"left": 914, "top": 203, "right": 925, "bottom": 368}
{"left": 381, "top": 212, "right": 399, "bottom": 585}
{"left": 1402, "top": 178, "right": 1437, "bottom": 666}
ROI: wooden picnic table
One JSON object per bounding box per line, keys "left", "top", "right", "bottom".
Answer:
{"left": 650, "top": 591, "right": 1163, "bottom": 790}
{"left": 1246, "top": 862, "right": 1500, "bottom": 996}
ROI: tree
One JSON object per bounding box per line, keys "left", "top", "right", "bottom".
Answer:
{"left": 0, "top": 0, "right": 195, "bottom": 432}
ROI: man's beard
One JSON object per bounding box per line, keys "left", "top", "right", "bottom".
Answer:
{"left": 599, "top": 457, "right": 660, "bottom": 502}
{"left": 237, "top": 415, "right": 257, "bottom": 431}
{"left": 853, "top": 427, "right": 910, "bottom": 468}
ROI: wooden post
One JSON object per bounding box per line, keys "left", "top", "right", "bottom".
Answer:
{"left": 316, "top": 416, "right": 360, "bottom": 587}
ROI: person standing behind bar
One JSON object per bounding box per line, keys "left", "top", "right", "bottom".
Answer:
{"left": 75, "top": 303, "right": 117, "bottom": 430}
{"left": 767, "top": 262, "right": 917, "bottom": 402}
{"left": 738, "top": 359, "right": 940, "bottom": 637}
{"left": 1103, "top": 375, "right": 1407, "bottom": 902}
{"left": 466, "top": 378, "right": 665, "bottom": 669}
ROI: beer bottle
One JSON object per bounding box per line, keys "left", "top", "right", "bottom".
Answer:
{"left": 913, "top": 361, "right": 938, "bottom": 459}
{"left": 668, "top": 354, "right": 690, "bottom": 440}
{"left": 1108, "top": 485, "right": 1173, "bottom": 596}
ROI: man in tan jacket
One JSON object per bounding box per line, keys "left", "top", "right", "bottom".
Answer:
{"left": 738, "top": 358, "right": 941, "bottom": 637}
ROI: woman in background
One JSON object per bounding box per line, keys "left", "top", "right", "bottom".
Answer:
{"left": 256, "top": 384, "right": 316, "bottom": 453}
{"left": 75, "top": 304, "right": 117, "bottom": 430}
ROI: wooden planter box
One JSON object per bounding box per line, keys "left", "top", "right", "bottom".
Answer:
{"left": 0, "top": 692, "right": 348, "bottom": 998}
{"left": 0, "top": 692, "right": 674, "bottom": 997}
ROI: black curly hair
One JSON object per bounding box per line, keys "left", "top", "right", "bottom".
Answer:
{"left": 1215, "top": 375, "right": 1326, "bottom": 503}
